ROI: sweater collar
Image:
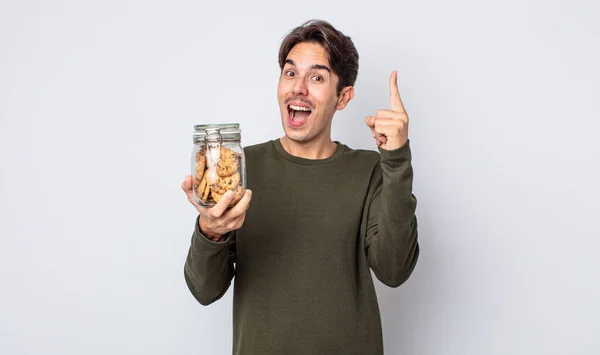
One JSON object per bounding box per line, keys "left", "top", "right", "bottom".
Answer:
{"left": 272, "top": 138, "right": 345, "bottom": 165}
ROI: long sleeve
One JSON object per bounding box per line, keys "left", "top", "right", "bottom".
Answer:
{"left": 184, "top": 215, "right": 236, "bottom": 305}
{"left": 364, "top": 140, "right": 419, "bottom": 287}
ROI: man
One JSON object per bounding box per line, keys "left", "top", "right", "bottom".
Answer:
{"left": 181, "top": 19, "right": 419, "bottom": 355}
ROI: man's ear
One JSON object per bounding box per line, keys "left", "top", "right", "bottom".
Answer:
{"left": 336, "top": 86, "right": 355, "bottom": 110}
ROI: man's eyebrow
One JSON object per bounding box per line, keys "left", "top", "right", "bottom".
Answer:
{"left": 311, "top": 64, "right": 331, "bottom": 73}
{"left": 284, "top": 59, "right": 331, "bottom": 73}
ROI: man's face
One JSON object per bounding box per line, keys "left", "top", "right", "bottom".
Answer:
{"left": 277, "top": 42, "right": 347, "bottom": 145}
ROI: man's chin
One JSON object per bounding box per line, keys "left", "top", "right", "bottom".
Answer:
{"left": 282, "top": 129, "right": 308, "bottom": 143}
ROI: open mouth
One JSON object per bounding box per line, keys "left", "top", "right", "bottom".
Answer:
{"left": 287, "top": 104, "right": 312, "bottom": 126}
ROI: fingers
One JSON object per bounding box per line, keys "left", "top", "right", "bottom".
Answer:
{"left": 182, "top": 176, "right": 204, "bottom": 211}
{"left": 366, "top": 115, "right": 389, "bottom": 146}
{"left": 185, "top": 171, "right": 251, "bottom": 225}
{"left": 374, "top": 117, "right": 407, "bottom": 136}
{"left": 209, "top": 190, "right": 236, "bottom": 218}
{"left": 376, "top": 109, "right": 408, "bottom": 123}
{"left": 365, "top": 115, "right": 376, "bottom": 135}
{"left": 201, "top": 189, "right": 251, "bottom": 238}
{"left": 226, "top": 189, "right": 253, "bottom": 218}
{"left": 227, "top": 198, "right": 249, "bottom": 229}
{"left": 227, "top": 212, "right": 247, "bottom": 231}
{"left": 181, "top": 175, "right": 193, "bottom": 192}
{"left": 389, "top": 70, "right": 406, "bottom": 113}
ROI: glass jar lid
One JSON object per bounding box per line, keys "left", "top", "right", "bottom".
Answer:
{"left": 193, "top": 123, "right": 241, "bottom": 143}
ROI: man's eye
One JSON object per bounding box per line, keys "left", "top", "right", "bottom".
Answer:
{"left": 286, "top": 71, "right": 294, "bottom": 77}
{"left": 312, "top": 76, "right": 323, "bottom": 82}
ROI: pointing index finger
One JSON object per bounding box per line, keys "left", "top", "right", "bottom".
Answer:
{"left": 389, "top": 70, "right": 406, "bottom": 113}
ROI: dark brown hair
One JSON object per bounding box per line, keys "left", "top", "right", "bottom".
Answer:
{"left": 278, "top": 20, "right": 359, "bottom": 95}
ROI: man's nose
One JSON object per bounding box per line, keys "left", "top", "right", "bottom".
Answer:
{"left": 292, "top": 78, "right": 308, "bottom": 96}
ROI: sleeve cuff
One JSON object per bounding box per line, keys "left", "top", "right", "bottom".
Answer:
{"left": 192, "top": 215, "right": 233, "bottom": 249}
{"left": 378, "top": 139, "right": 412, "bottom": 166}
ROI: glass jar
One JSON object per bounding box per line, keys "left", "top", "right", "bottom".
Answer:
{"left": 192, "top": 123, "right": 246, "bottom": 208}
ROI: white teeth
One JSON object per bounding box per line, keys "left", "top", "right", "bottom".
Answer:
{"left": 289, "top": 105, "right": 311, "bottom": 112}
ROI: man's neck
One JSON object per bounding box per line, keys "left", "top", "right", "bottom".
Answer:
{"left": 279, "top": 136, "right": 338, "bottom": 160}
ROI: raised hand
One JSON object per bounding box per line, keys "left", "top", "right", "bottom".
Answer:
{"left": 365, "top": 70, "right": 409, "bottom": 150}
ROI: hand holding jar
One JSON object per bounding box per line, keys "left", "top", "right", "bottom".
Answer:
{"left": 181, "top": 175, "right": 252, "bottom": 241}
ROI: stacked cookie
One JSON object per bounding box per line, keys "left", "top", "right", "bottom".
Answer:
{"left": 195, "top": 146, "right": 244, "bottom": 206}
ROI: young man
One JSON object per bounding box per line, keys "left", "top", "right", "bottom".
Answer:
{"left": 181, "top": 20, "right": 419, "bottom": 355}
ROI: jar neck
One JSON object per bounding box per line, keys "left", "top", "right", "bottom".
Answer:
{"left": 193, "top": 134, "right": 241, "bottom": 144}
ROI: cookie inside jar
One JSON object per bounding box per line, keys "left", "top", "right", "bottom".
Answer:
{"left": 192, "top": 123, "right": 245, "bottom": 207}
{"left": 194, "top": 145, "right": 244, "bottom": 207}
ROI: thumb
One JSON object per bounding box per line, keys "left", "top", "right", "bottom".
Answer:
{"left": 210, "top": 190, "right": 236, "bottom": 218}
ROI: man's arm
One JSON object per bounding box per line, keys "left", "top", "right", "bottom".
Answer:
{"left": 180, "top": 176, "right": 252, "bottom": 305}
{"left": 184, "top": 216, "right": 236, "bottom": 305}
{"left": 363, "top": 70, "right": 418, "bottom": 287}
{"left": 364, "top": 141, "right": 419, "bottom": 287}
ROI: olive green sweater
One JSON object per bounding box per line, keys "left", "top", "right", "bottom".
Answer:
{"left": 184, "top": 139, "right": 419, "bottom": 354}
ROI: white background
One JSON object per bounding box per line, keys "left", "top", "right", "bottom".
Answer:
{"left": 1, "top": 0, "right": 599, "bottom": 354}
